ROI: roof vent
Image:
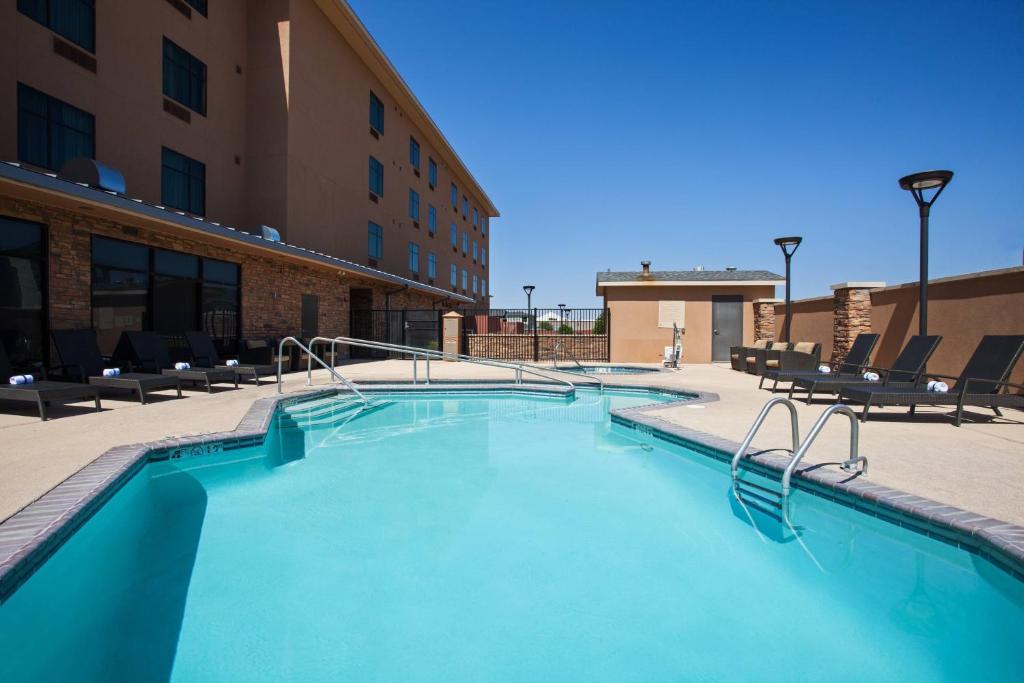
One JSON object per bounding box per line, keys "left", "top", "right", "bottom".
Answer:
{"left": 693, "top": 265, "right": 705, "bottom": 272}
{"left": 57, "top": 157, "right": 126, "bottom": 194}
{"left": 260, "top": 225, "right": 281, "bottom": 242}
{"left": 639, "top": 260, "right": 653, "bottom": 279}
{"left": 725, "top": 266, "right": 737, "bottom": 271}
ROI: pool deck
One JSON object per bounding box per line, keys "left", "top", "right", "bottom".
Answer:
{"left": 0, "top": 361, "right": 1022, "bottom": 528}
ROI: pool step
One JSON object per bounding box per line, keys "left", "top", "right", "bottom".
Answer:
{"left": 283, "top": 397, "right": 370, "bottom": 421}
{"left": 278, "top": 399, "right": 392, "bottom": 429}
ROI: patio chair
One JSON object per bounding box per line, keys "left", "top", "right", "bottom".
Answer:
{"left": 744, "top": 341, "right": 791, "bottom": 375}
{"left": 789, "top": 335, "right": 942, "bottom": 404}
{"left": 755, "top": 342, "right": 822, "bottom": 390}
{"left": 730, "top": 339, "right": 768, "bottom": 371}
{"left": 761, "top": 332, "right": 880, "bottom": 393}
{"left": 51, "top": 329, "right": 182, "bottom": 404}
{"left": 839, "top": 335, "right": 1024, "bottom": 427}
{"left": 0, "top": 343, "right": 100, "bottom": 420}
{"left": 186, "top": 331, "right": 278, "bottom": 385}
{"left": 114, "top": 331, "right": 238, "bottom": 393}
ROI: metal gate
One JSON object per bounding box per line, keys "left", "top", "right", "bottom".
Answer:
{"left": 349, "top": 310, "right": 441, "bottom": 358}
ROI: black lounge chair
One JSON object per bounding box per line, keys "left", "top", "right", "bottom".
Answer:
{"left": 744, "top": 341, "right": 790, "bottom": 375}
{"left": 750, "top": 341, "right": 819, "bottom": 380}
{"left": 730, "top": 339, "right": 769, "bottom": 371}
{"left": 761, "top": 332, "right": 880, "bottom": 393}
{"left": 840, "top": 335, "right": 1024, "bottom": 427}
{"left": 789, "top": 335, "right": 941, "bottom": 404}
{"left": 115, "top": 331, "right": 238, "bottom": 393}
{"left": 51, "top": 329, "right": 182, "bottom": 404}
{"left": 0, "top": 343, "right": 100, "bottom": 420}
{"left": 185, "top": 331, "right": 278, "bottom": 385}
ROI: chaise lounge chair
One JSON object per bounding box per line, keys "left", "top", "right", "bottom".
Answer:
{"left": 51, "top": 329, "right": 182, "bottom": 404}
{"left": 750, "top": 341, "right": 820, "bottom": 379}
{"left": 185, "top": 330, "right": 278, "bottom": 385}
{"left": 789, "top": 335, "right": 941, "bottom": 404}
{"left": 745, "top": 341, "right": 791, "bottom": 375}
{"left": 115, "top": 331, "right": 238, "bottom": 393}
{"left": 0, "top": 344, "right": 100, "bottom": 420}
{"left": 839, "top": 334, "right": 1024, "bottom": 427}
{"left": 730, "top": 339, "right": 768, "bottom": 371}
{"left": 760, "top": 332, "right": 880, "bottom": 394}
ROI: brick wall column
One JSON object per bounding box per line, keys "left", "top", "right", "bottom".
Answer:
{"left": 752, "top": 298, "right": 781, "bottom": 341}
{"left": 830, "top": 281, "right": 884, "bottom": 363}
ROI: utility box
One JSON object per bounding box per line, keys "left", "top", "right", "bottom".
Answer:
{"left": 442, "top": 311, "right": 463, "bottom": 360}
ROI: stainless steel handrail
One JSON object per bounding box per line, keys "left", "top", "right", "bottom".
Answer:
{"left": 325, "top": 336, "right": 576, "bottom": 392}
{"left": 781, "top": 404, "right": 867, "bottom": 497}
{"left": 731, "top": 397, "right": 801, "bottom": 481}
{"left": 276, "top": 336, "right": 368, "bottom": 404}
{"left": 553, "top": 339, "right": 584, "bottom": 369}
{"left": 517, "top": 357, "right": 604, "bottom": 391}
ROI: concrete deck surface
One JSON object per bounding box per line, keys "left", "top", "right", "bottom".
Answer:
{"left": 0, "top": 361, "right": 1021, "bottom": 526}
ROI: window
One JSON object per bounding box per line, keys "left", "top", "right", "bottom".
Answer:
{"left": 450, "top": 182, "right": 458, "bottom": 208}
{"left": 473, "top": 208, "right": 479, "bottom": 229}
{"left": 18, "top": 0, "right": 95, "bottom": 53}
{"left": 450, "top": 264, "right": 457, "bottom": 287}
{"left": 91, "top": 235, "right": 241, "bottom": 355}
{"left": 185, "top": 0, "right": 207, "bottom": 16}
{"left": 428, "top": 158, "right": 437, "bottom": 188}
{"left": 461, "top": 231, "right": 468, "bottom": 255}
{"left": 369, "top": 91, "right": 384, "bottom": 134}
{"left": 482, "top": 216, "right": 487, "bottom": 237}
{"left": 481, "top": 248, "right": 487, "bottom": 267}
{"left": 462, "top": 196, "right": 468, "bottom": 218}
{"left": 409, "top": 137, "right": 420, "bottom": 169}
{"left": 472, "top": 241, "right": 478, "bottom": 262}
{"left": 461, "top": 269, "right": 467, "bottom": 291}
{"left": 428, "top": 205, "right": 436, "bottom": 235}
{"left": 161, "top": 147, "right": 205, "bottom": 215}
{"left": 163, "top": 38, "right": 206, "bottom": 116}
{"left": 368, "top": 221, "right": 383, "bottom": 259}
{"left": 408, "top": 242, "right": 420, "bottom": 274}
{"left": 481, "top": 279, "right": 487, "bottom": 298}
{"left": 369, "top": 156, "right": 384, "bottom": 196}
{"left": 408, "top": 189, "right": 420, "bottom": 221}
{"left": 0, "top": 217, "right": 47, "bottom": 369}
{"left": 17, "top": 83, "right": 94, "bottom": 172}
{"left": 427, "top": 252, "right": 437, "bottom": 280}
{"left": 450, "top": 224, "right": 457, "bottom": 248}
{"left": 472, "top": 275, "right": 478, "bottom": 296}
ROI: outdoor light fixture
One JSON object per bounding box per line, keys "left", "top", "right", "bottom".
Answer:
{"left": 899, "top": 170, "right": 953, "bottom": 338}
{"left": 523, "top": 285, "right": 535, "bottom": 331}
{"left": 773, "top": 236, "right": 803, "bottom": 342}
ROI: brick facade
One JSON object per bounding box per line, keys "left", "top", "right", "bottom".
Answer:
{"left": 0, "top": 194, "right": 444, "bottom": 359}
{"left": 831, "top": 285, "right": 874, "bottom": 364}
{"left": 752, "top": 299, "right": 779, "bottom": 341}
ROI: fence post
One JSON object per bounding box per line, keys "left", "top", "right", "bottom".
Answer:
{"left": 532, "top": 307, "right": 539, "bottom": 361}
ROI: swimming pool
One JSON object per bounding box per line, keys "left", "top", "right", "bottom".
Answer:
{"left": 1, "top": 388, "right": 1022, "bottom": 681}
{"left": 560, "top": 364, "right": 660, "bottom": 374}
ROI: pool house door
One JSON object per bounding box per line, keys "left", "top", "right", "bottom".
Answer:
{"left": 711, "top": 295, "right": 742, "bottom": 362}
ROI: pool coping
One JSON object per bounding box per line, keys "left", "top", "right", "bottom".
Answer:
{"left": 1, "top": 381, "right": 1022, "bottom": 603}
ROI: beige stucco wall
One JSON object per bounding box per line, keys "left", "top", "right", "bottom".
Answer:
{"left": 774, "top": 296, "right": 833, "bottom": 360}
{"left": 603, "top": 285, "right": 776, "bottom": 363}
{"left": 1, "top": 0, "right": 492, "bottom": 302}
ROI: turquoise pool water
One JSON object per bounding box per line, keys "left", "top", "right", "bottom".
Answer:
{"left": 1, "top": 388, "right": 1022, "bottom": 682}
{"left": 562, "top": 365, "right": 660, "bottom": 374}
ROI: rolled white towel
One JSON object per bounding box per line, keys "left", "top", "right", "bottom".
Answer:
{"left": 930, "top": 381, "right": 949, "bottom": 393}
{"left": 862, "top": 371, "right": 880, "bottom": 381}
{"left": 102, "top": 368, "right": 119, "bottom": 377}
{"left": 174, "top": 362, "right": 191, "bottom": 370}
{"left": 818, "top": 365, "right": 831, "bottom": 373}
{"left": 9, "top": 375, "right": 27, "bottom": 385}
{"left": 225, "top": 359, "right": 240, "bottom": 367}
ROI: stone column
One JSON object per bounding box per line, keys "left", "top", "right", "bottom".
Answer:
{"left": 752, "top": 298, "right": 781, "bottom": 341}
{"left": 830, "top": 282, "right": 884, "bottom": 363}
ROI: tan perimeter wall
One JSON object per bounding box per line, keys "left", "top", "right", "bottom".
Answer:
{"left": 774, "top": 296, "right": 834, "bottom": 360}
{"left": 605, "top": 285, "right": 775, "bottom": 363}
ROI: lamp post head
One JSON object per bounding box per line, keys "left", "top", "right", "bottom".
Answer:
{"left": 773, "top": 236, "right": 803, "bottom": 258}
{"left": 558, "top": 303, "right": 565, "bottom": 310}
{"left": 899, "top": 170, "right": 953, "bottom": 209}
{"left": 523, "top": 285, "right": 535, "bottom": 295}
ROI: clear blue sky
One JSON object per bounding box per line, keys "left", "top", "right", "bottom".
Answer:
{"left": 348, "top": 0, "right": 1024, "bottom": 308}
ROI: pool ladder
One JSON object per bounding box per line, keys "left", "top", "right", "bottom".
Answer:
{"left": 730, "top": 398, "right": 868, "bottom": 511}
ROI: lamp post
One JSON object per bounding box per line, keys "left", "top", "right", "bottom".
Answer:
{"left": 523, "top": 285, "right": 535, "bottom": 332}
{"left": 773, "top": 236, "right": 803, "bottom": 343}
{"left": 898, "top": 170, "right": 953, "bottom": 337}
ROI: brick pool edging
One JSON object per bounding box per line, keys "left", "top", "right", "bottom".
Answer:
{"left": 610, "top": 402, "right": 1024, "bottom": 581}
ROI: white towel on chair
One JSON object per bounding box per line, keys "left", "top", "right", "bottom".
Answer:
{"left": 927, "top": 380, "right": 949, "bottom": 393}
{"left": 818, "top": 365, "right": 831, "bottom": 373}
{"left": 102, "top": 368, "right": 120, "bottom": 377}
{"left": 862, "top": 372, "right": 880, "bottom": 381}
{"left": 174, "top": 362, "right": 191, "bottom": 370}
{"left": 225, "top": 359, "right": 240, "bottom": 367}
{"left": 9, "top": 375, "right": 31, "bottom": 385}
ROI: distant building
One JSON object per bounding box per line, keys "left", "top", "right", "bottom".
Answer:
{"left": 596, "top": 262, "right": 783, "bottom": 363}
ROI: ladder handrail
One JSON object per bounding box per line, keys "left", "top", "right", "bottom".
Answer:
{"left": 522, "top": 359, "right": 604, "bottom": 391}
{"left": 553, "top": 339, "right": 584, "bottom": 369}
{"left": 325, "top": 336, "right": 576, "bottom": 392}
{"left": 781, "top": 403, "right": 866, "bottom": 497}
{"left": 731, "top": 396, "right": 801, "bottom": 480}
{"left": 276, "top": 336, "right": 368, "bottom": 404}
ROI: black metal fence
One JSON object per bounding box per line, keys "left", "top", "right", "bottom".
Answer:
{"left": 349, "top": 308, "right": 610, "bottom": 362}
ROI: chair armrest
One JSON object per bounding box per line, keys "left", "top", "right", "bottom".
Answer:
{"left": 962, "top": 377, "right": 1024, "bottom": 395}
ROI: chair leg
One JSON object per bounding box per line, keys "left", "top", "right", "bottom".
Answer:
{"left": 772, "top": 379, "right": 779, "bottom": 393}
{"left": 758, "top": 376, "right": 765, "bottom": 390}
{"left": 137, "top": 381, "right": 146, "bottom": 405}
{"left": 955, "top": 404, "right": 963, "bottom": 427}
{"left": 860, "top": 398, "right": 872, "bottom": 422}
{"left": 207, "top": 378, "right": 213, "bottom": 394}
{"left": 805, "top": 383, "right": 815, "bottom": 405}
{"left": 992, "top": 406, "right": 1003, "bottom": 417}
{"left": 37, "top": 395, "right": 47, "bottom": 421}
{"left": 176, "top": 382, "right": 182, "bottom": 399}
{"left": 94, "top": 395, "right": 101, "bottom": 413}
{"left": 908, "top": 404, "right": 915, "bottom": 415}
